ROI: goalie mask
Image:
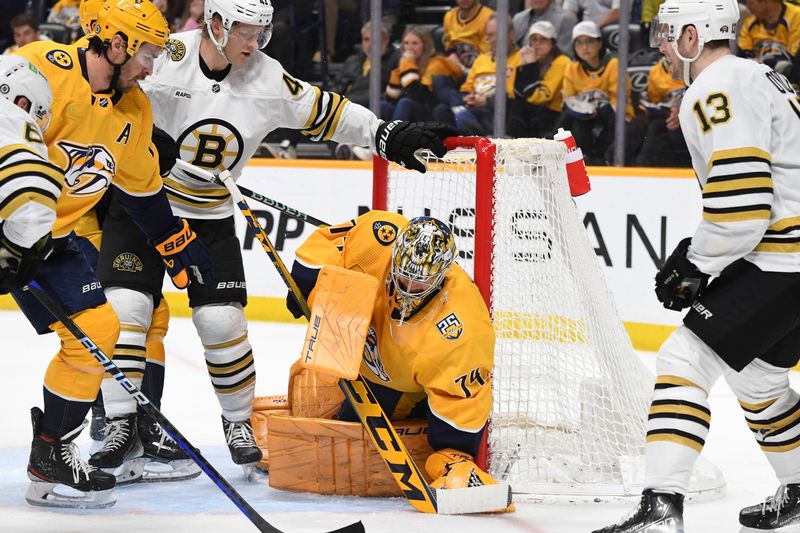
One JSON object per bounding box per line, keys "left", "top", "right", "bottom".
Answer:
{"left": 205, "top": 0, "right": 274, "bottom": 60}
{"left": 388, "top": 217, "right": 456, "bottom": 322}
{"left": 0, "top": 56, "right": 53, "bottom": 132}
{"left": 649, "top": 0, "right": 739, "bottom": 84}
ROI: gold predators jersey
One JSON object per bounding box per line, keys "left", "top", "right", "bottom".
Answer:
{"left": 461, "top": 50, "right": 522, "bottom": 97}
{"left": 563, "top": 55, "right": 634, "bottom": 120}
{"left": 519, "top": 54, "right": 571, "bottom": 112}
{"left": 0, "top": 98, "right": 62, "bottom": 248}
{"left": 443, "top": 5, "right": 495, "bottom": 56}
{"left": 739, "top": 2, "right": 800, "bottom": 58}
{"left": 646, "top": 58, "right": 686, "bottom": 106}
{"left": 296, "top": 211, "right": 495, "bottom": 434}
{"left": 386, "top": 56, "right": 463, "bottom": 100}
{"left": 15, "top": 41, "right": 162, "bottom": 238}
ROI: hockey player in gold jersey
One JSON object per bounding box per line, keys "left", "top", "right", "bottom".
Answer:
{"left": 11, "top": 0, "right": 213, "bottom": 507}
{"left": 271, "top": 211, "right": 505, "bottom": 497}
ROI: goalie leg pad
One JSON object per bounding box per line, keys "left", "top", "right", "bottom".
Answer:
{"left": 193, "top": 303, "right": 255, "bottom": 421}
{"left": 102, "top": 287, "right": 153, "bottom": 418}
{"left": 288, "top": 358, "right": 344, "bottom": 419}
{"left": 250, "top": 395, "right": 291, "bottom": 472}
{"left": 267, "top": 415, "right": 433, "bottom": 496}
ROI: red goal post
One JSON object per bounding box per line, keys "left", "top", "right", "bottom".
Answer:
{"left": 371, "top": 136, "right": 726, "bottom": 501}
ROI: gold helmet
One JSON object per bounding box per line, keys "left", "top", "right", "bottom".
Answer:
{"left": 388, "top": 217, "right": 456, "bottom": 321}
{"left": 80, "top": 0, "right": 107, "bottom": 36}
{"left": 95, "top": 0, "right": 168, "bottom": 57}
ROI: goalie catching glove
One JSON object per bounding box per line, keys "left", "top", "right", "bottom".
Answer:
{"left": 655, "top": 237, "right": 709, "bottom": 311}
{"left": 0, "top": 224, "right": 52, "bottom": 294}
{"left": 153, "top": 219, "right": 214, "bottom": 289}
{"left": 375, "top": 121, "right": 459, "bottom": 173}
{"left": 425, "top": 448, "right": 514, "bottom": 512}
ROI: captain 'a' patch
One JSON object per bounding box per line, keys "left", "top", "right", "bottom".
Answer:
{"left": 437, "top": 312, "right": 463, "bottom": 340}
{"left": 372, "top": 220, "right": 398, "bottom": 246}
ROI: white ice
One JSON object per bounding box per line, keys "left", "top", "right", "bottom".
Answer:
{"left": 0, "top": 309, "right": 795, "bottom": 533}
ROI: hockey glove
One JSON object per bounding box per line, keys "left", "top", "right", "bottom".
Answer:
{"left": 151, "top": 126, "right": 179, "bottom": 178}
{"left": 153, "top": 219, "right": 214, "bottom": 289}
{"left": 425, "top": 448, "right": 514, "bottom": 512}
{"left": 654, "top": 237, "right": 709, "bottom": 311}
{"left": 375, "top": 121, "right": 459, "bottom": 174}
{"left": 0, "top": 225, "right": 52, "bottom": 294}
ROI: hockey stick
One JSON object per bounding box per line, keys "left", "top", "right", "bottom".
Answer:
{"left": 217, "top": 168, "right": 511, "bottom": 514}
{"left": 23, "top": 281, "right": 365, "bottom": 533}
{"left": 173, "top": 159, "right": 330, "bottom": 228}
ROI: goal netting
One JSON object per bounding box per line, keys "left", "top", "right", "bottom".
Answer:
{"left": 373, "top": 137, "right": 724, "bottom": 501}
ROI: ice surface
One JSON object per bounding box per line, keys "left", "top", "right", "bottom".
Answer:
{"left": 0, "top": 310, "right": 793, "bottom": 533}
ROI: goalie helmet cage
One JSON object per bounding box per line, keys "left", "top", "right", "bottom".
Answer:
{"left": 372, "top": 136, "right": 725, "bottom": 503}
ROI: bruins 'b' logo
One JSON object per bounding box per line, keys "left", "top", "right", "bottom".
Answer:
{"left": 437, "top": 312, "right": 463, "bottom": 340}
{"left": 372, "top": 221, "right": 397, "bottom": 246}
{"left": 112, "top": 253, "right": 143, "bottom": 273}
{"left": 57, "top": 141, "right": 116, "bottom": 196}
{"left": 165, "top": 39, "right": 186, "bottom": 61}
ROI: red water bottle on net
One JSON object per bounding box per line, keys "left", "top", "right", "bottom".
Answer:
{"left": 553, "top": 127, "right": 591, "bottom": 197}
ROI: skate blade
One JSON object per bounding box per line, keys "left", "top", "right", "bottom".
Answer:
{"left": 103, "top": 457, "right": 145, "bottom": 486}
{"left": 435, "top": 482, "right": 513, "bottom": 514}
{"left": 25, "top": 481, "right": 116, "bottom": 509}
{"left": 140, "top": 458, "right": 202, "bottom": 483}
{"left": 240, "top": 463, "right": 265, "bottom": 482}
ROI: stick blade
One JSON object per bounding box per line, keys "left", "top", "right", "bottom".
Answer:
{"left": 435, "top": 482, "right": 513, "bottom": 514}
{"left": 326, "top": 520, "right": 365, "bottom": 533}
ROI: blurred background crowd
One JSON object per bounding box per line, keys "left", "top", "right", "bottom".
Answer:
{"left": 2, "top": 0, "right": 798, "bottom": 166}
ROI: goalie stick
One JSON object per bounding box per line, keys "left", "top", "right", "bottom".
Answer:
{"left": 173, "top": 159, "right": 330, "bottom": 228}
{"left": 23, "top": 281, "right": 364, "bottom": 533}
{"left": 212, "top": 165, "right": 512, "bottom": 515}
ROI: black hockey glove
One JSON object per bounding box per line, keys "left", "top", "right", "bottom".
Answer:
{"left": 0, "top": 224, "right": 52, "bottom": 294}
{"left": 151, "top": 126, "right": 179, "bottom": 178}
{"left": 654, "top": 237, "right": 709, "bottom": 311}
{"left": 375, "top": 121, "right": 459, "bottom": 174}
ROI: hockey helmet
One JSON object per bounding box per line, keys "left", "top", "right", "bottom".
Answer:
{"left": 80, "top": 0, "right": 107, "bottom": 37}
{"left": 95, "top": 0, "right": 169, "bottom": 58}
{"left": 0, "top": 56, "right": 53, "bottom": 132}
{"left": 649, "top": 0, "right": 739, "bottom": 50}
{"left": 204, "top": 0, "right": 274, "bottom": 50}
{"left": 388, "top": 217, "right": 456, "bottom": 319}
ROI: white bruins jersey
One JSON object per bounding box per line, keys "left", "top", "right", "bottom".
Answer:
{"left": 141, "top": 30, "right": 380, "bottom": 219}
{"left": 680, "top": 55, "right": 800, "bottom": 276}
{"left": 0, "top": 99, "right": 62, "bottom": 248}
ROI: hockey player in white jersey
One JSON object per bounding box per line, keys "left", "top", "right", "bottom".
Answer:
{"left": 91, "top": 0, "right": 456, "bottom": 479}
{"left": 595, "top": 0, "right": 800, "bottom": 531}
{"left": 0, "top": 56, "right": 61, "bottom": 297}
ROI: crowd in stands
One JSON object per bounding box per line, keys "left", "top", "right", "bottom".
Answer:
{"left": 4, "top": 0, "right": 800, "bottom": 166}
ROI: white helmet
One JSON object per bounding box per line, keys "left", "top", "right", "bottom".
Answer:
{"left": 650, "top": 0, "right": 739, "bottom": 83}
{"left": 0, "top": 56, "right": 52, "bottom": 132}
{"left": 205, "top": 0, "right": 274, "bottom": 57}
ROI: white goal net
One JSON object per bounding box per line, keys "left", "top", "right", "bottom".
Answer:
{"left": 373, "top": 137, "right": 724, "bottom": 500}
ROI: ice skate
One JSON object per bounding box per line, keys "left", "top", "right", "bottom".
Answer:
{"left": 26, "top": 407, "right": 116, "bottom": 509}
{"left": 138, "top": 412, "right": 201, "bottom": 482}
{"left": 222, "top": 416, "right": 262, "bottom": 480}
{"left": 89, "top": 413, "right": 144, "bottom": 485}
{"left": 739, "top": 484, "right": 800, "bottom": 530}
{"left": 592, "top": 489, "right": 684, "bottom": 533}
